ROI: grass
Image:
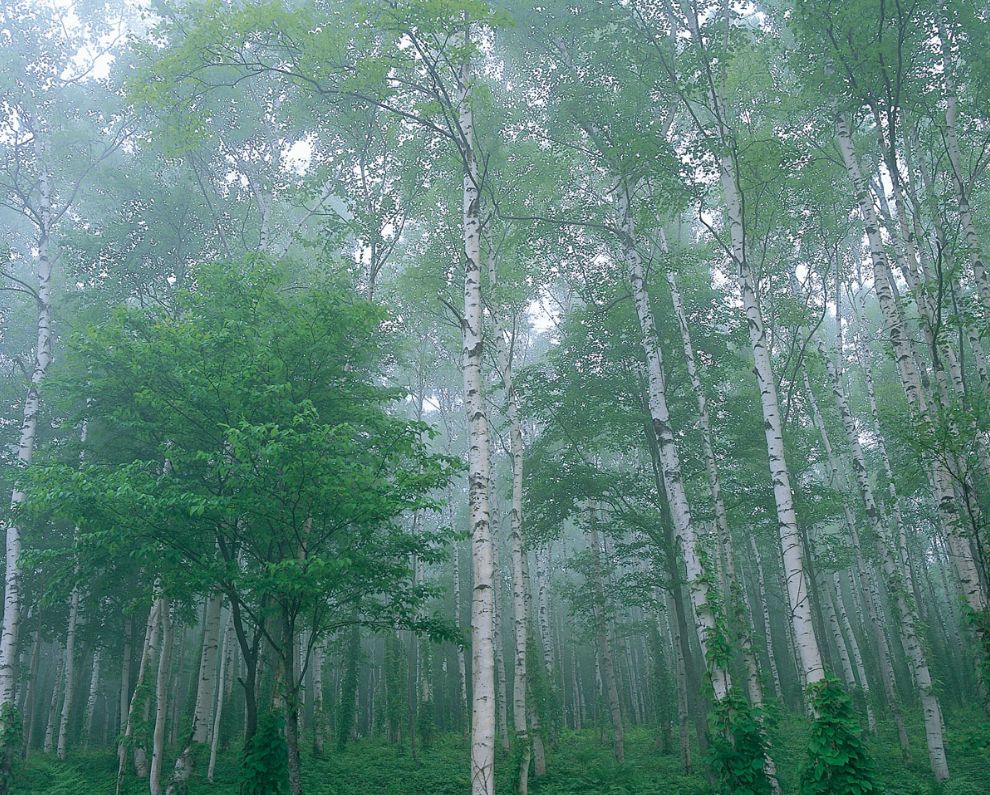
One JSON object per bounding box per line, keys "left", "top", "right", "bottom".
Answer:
{"left": 11, "top": 711, "right": 990, "bottom": 794}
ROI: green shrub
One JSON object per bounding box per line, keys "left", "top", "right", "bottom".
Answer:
{"left": 800, "top": 675, "right": 877, "bottom": 795}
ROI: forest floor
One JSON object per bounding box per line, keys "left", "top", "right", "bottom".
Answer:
{"left": 12, "top": 711, "right": 990, "bottom": 794}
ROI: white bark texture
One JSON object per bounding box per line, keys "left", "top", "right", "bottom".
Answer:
{"left": 55, "top": 585, "right": 80, "bottom": 760}
{"left": 208, "top": 609, "right": 233, "bottom": 782}
{"left": 83, "top": 649, "right": 101, "bottom": 746}
{"left": 720, "top": 155, "right": 826, "bottom": 688}
{"left": 167, "top": 592, "right": 223, "bottom": 792}
{"left": 458, "top": 27, "right": 496, "bottom": 795}
{"left": 0, "top": 137, "right": 54, "bottom": 714}
{"left": 149, "top": 599, "right": 173, "bottom": 795}
{"left": 588, "top": 513, "right": 624, "bottom": 763}
{"left": 116, "top": 596, "right": 162, "bottom": 795}
{"left": 813, "top": 332, "right": 947, "bottom": 778}
{"left": 836, "top": 115, "right": 987, "bottom": 622}
{"left": 618, "top": 185, "right": 731, "bottom": 701}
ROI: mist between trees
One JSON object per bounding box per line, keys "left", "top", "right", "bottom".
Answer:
{"left": 2, "top": 1, "right": 990, "bottom": 794}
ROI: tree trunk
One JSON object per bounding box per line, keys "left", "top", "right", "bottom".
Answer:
{"left": 453, "top": 542, "right": 469, "bottom": 724}
{"left": 588, "top": 511, "right": 624, "bottom": 762}
{"left": 664, "top": 591, "right": 691, "bottom": 775}
{"left": 458, "top": 26, "right": 496, "bottom": 795}
{"left": 56, "top": 585, "right": 81, "bottom": 760}
{"left": 0, "top": 138, "right": 55, "bottom": 765}
{"left": 535, "top": 547, "right": 554, "bottom": 677}
{"left": 83, "top": 649, "right": 101, "bottom": 747}
{"left": 836, "top": 114, "right": 988, "bottom": 645}
{"left": 812, "top": 321, "right": 948, "bottom": 777}
{"left": 311, "top": 637, "right": 325, "bottom": 757}
{"left": 167, "top": 592, "right": 223, "bottom": 793}
{"left": 43, "top": 646, "right": 64, "bottom": 754}
{"left": 750, "top": 539, "right": 783, "bottom": 703}
{"left": 117, "top": 598, "right": 161, "bottom": 793}
{"left": 280, "top": 612, "right": 303, "bottom": 795}
{"left": 618, "top": 184, "right": 732, "bottom": 703}
{"left": 21, "top": 630, "right": 41, "bottom": 755}
{"left": 717, "top": 153, "right": 826, "bottom": 690}
{"left": 834, "top": 573, "right": 875, "bottom": 731}
{"left": 149, "top": 598, "right": 172, "bottom": 795}
{"left": 802, "top": 367, "right": 911, "bottom": 758}
{"left": 208, "top": 609, "right": 233, "bottom": 782}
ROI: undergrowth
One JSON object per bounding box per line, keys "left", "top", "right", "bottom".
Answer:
{"left": 10, "top": 711, "right": 990, "bottom": 794}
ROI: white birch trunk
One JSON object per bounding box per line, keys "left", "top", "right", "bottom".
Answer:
{"left": 664, "top": 591, "right": 691, "bottom": 774}
{"left": 834, "top": 573, "right": 875, "bottom": 731}
{"left": 751, "top": 539, "right": 783, "bottom": 702}
{"left": 588, "top": 512, "right": 624, "bottom": 762}
{"left": 56, "top": 585, "right": 80, "bottom": 760}
{"left": 453, "top": 542, "right": 469, "bottom": 717}
{"left": 720, "top": 155, "right": 826, "bottom": 688}
{"left": 939, "top": 26, "right": 990, "bottom": 310}
{"left": 149, "top": 599, "right": 172, "bottom": 795}
{"left": 836, "top": 115, "right": 988, "bottom": 626}
{"left": 487, "top": 238, "right": 531, "bottom": 790}
{"left": 167, "top": 592, "right": 222, "bottom": 792}
{"left": 117, "top": 594, "right": 159, "bottom": 792}
{"left": 458, "top": 27, "right": 496, "bottom": 794}
{"left": 43, "top": 646, "right": 64, "bottom": 754}
{"left": 83, "top": 649, "right": 101, "bottom": 747}
{"left": 535, "top": 547, "right": 554, "bottom": 677}
{"left": 207, "top": 608, "right": 233, "bottom": 782}
{"left": 618, "top": 184, "right": 731, "bottom": 702}
{"left": 823, "top": 585, "right": 857, "bottom": 692}
{"left": 0, "top": 137, "right": 55, "bottom": 717}
{"left": 812, "top": 324, "right": 948, "bottom": 777}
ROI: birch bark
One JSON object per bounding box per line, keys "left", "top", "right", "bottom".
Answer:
{"left": 117, "top": 595, "right": 162, "bottom": 795}
{"left": 149, "top": 599, "right": 172, "bottom": 795}
{"left": 167, "top": 592, "right": 223, "bottom": 792}
{"left": 208, "top": 609, "right": 234, "bottom": 782}
{"left": 55, "top": 584, "right": 80, "bottom": 760}
{"left": 812, "top": 323, "right": 948, "bottom": 777}
{"left": 617, "top": 184, "right": 731, "bottom": 702}
{"left": 588, "top": 511, "right": 624, "bottom": 762}
{"left": 0, "top": 136, "right": 55, "bottom": 724}
{"left": 457, "top": 26, "right": 496, "bottom": 795}
{"left": 836, "top": 115, "right": 988, "bottom": 629}
{"left": 83, "top": 650, "right": 101, "bottom": 747}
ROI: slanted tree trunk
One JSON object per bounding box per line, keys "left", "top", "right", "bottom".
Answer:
{"left": 664, "top": 249, "right": 778, "bottom": 787}
{"left": 167, "top": 592, "right": 223, "bottom": 793}
{"left": 812, "top": 323, "right": 948, "bottom": 777}
{"left": 836, "top": 114, "right": 988, "bottom": 651}
{"left": 0, "top": 137, "right": 55, "bottom": 774}
{"left": 834, "top": 573, "right": 875, "bottom": 730}
{"left": 618, "top": 183, "right": 731, "bottom": 700}
{"left": 117, "top": 597, "right": 161, "bottom": 795}
{"left": 938, "top": 21, "right": 990, "bottom": 310}
{"left": 722, "top": 154, "right": 826, "bottom": 689}
{"left": 208, "top": 609, "right": 233, "bottom": 782}
{"left": 802, "top": 367, "right": 911, "bottom": 758}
